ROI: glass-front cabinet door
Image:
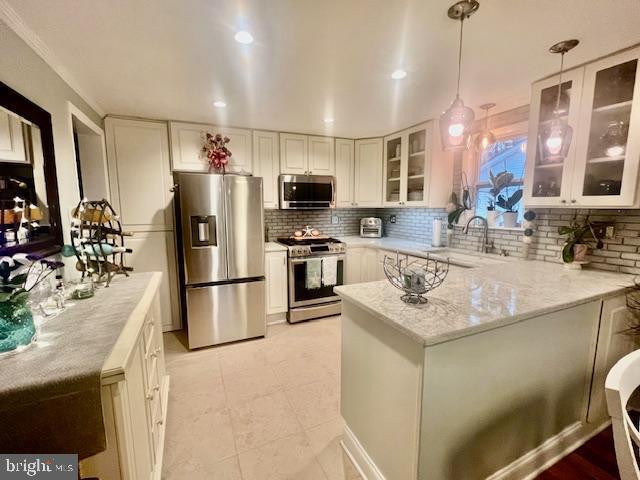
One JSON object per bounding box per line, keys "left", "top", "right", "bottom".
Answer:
{"left": 383, "top": 134, "right": 403, "bottom": 205}
{"left": 382, "top": 123, "right": 431, "bottom": 206}
{"left": 524, "top": 68, "right": 584, "bottom": 206}
{"left": 571, "top": 47, "right": 640, "bottom": 207}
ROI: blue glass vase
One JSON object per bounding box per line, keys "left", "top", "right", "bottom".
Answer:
{"left": 0, "top": 296, "right": 36, "bottom": 353}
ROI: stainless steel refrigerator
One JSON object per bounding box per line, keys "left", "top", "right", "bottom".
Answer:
{"left": 175, "top": 172, "right": 266, "bottom": 349}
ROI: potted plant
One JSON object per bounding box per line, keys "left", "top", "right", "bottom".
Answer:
{"left": 489, "top": 170, "right": 522, "bottom": 228}
{"left": 558, "top": 216, "right": 604, "bottom": 264}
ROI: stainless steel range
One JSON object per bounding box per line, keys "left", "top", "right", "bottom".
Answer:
{"left": 277, "top": 237, "right": 346, "bottom": 323}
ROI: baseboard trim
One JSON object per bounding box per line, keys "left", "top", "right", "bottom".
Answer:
{"left": 486, "top": 420, "right": 611, "bottom": 480}
{"left": 341, "top": 424, "right": 386, "bottom": 480}
{"left": 267, "top": 312, "right": 287, "bottom": 326}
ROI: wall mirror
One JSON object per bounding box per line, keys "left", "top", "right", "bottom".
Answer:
{"left": 0, "top": 82, "right": 63, "bottom": 256}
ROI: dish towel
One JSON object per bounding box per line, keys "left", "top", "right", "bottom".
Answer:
{"left": 322, "top": 256, "right": 338, "bottom": 287}
{"left": 306, "top": 258, "right": 322, "bottom": 290}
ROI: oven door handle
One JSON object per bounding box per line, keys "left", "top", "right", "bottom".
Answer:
{"left": 289, "top": 255, "right": 346, "bottom": 265}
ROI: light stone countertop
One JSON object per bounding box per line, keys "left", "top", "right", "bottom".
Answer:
{"left": 337, "top": 236, "right": 517, "bottom": 268}
{"left": 265, "top": 241, "right": 288, "bottom": 253}
{"left": 334, "top": 260, "right": 634, "bottom": 346}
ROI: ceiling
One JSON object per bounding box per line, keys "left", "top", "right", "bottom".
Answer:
{"left": 4, "top": 0, "right": 640, "bottom": 138}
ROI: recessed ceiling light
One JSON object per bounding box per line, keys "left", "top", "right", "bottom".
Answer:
{"left": 234, "top": 31, "right": 254, "bottom": 44}
{"left": 213, "top": 101, "right": 227, "bottom": 108}
{"left": 324, "top": 118, "right": 335, "bottom": 124}
{"left": 391, "top": 69, "right": 407, "bottom": 80}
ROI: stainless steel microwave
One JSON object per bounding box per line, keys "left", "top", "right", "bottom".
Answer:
{"left": 279, "top": 174, "right": 335, "bottom": 209}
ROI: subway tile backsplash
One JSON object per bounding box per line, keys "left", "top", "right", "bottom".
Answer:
{"left": 264, "top": 208, "right": 378, "bottom": 240}
{"left": 265, "top": 207, "right": 640, "bottom": 275}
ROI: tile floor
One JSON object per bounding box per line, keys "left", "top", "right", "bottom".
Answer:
{"left": 161, "top": 316, "right": 361, "bottom": 480}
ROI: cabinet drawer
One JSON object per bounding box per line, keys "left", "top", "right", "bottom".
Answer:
{"left": 142, "top": 314, "right": 155, "bottom": 351}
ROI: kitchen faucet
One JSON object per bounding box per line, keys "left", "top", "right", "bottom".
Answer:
{"left": 462, "top": 216, "right": 491, "bottom": 254}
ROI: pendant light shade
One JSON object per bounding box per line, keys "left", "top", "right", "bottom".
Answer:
{"left": 474, "top": 102, "right": 496, "bottom": 151}
{"left": 538, "top": 39, "right": 579, "bottom": 163}
{"left": 440, "top": 97, "right": 475, "bottom": 149}
{"left": 440, "top": 0, "right": 479, "bottom": 151}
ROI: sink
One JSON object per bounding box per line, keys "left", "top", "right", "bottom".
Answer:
{"left": 420, "top": 248, "right": 508, "bottom": 268}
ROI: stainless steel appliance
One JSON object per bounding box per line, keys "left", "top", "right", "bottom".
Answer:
{"left": 175, "top": 172, "right": 266, "bottom": 349}
{"left": 279, "top": 174, "right": 335, "bottom": 209}
{"left": 277, "top": 237, "right": 345, "bottom": 323}
{"left": 360, "top": 217, "right": 382, "bottom": 238}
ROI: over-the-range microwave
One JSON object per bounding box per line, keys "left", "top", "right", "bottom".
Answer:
{"left": 279, "top": 174, "right": 335, "bottom": 209}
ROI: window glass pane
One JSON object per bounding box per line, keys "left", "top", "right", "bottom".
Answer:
{"left": 478, "top": 135, "right": 527, "bottom": 182}
{"left": 476, "top": 134, "right": 527, "bottom": 225}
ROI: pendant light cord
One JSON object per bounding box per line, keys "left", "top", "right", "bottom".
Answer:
{"left": 555, "top": 52, "right": 565, "bottom": 113}
{"left": 456, "top": 16, "right": 465, "bottom": 98}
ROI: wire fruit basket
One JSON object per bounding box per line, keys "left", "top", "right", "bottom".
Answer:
{"left": 383, "top": 251, "right": 450, "bottom": 304}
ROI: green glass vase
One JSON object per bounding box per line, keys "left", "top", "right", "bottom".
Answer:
{"left": 0, "top": 296, "right": 36, "bottom": 353}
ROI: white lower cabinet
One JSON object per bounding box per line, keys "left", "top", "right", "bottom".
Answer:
{"left": 346, "top": 247, "right": 386, "bottom": 284}
{"left": 81, "top": 275, "right": 169, "bottom": 480}
{"left": 265, "top": 250, "right": 288, "bottom": 315}
{"left": 587, "top": 295, "right": 638, "bottom": 423}
{"left": 126, "top": 231, "right": 180, "bottom": 331}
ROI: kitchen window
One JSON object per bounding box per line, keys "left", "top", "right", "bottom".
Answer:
{"left": 475, "top": 130, "right": 528, "bottom": 225}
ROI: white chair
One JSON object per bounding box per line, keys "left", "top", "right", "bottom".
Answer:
{"left": 606, "top": 348, "right": 640, "bottom": 480}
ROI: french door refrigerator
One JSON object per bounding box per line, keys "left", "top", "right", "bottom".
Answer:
{"left": 175, "top": 172, "right": 265, "bottom": 349}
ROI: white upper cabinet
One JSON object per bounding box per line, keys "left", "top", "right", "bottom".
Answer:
{"left": 169, "top": 121, "right": 252, "bottom": 174}
{"left": 572, "top": 47, "right": 640, "bottom": 207}
{"left": 253, "top": 131, "right": 280, "bottom": 209}
{"left": 280, "top": 133, "right": 308, "bottom": 174}
{"left": 335, "top": 138, "right": 355, "bottom": 207}
{"left": 354, "top": 138, "right": 383, "bottom": 207}
{"left": 105, "top": 117, "right": 174, "bottom": 230}
{"left": 525, "top": 46, "right": 640, "bottom": 208}
{"left": 383, "top": 122, "right": 434, "bottom": 207}
{"left": 0, "top": 111, "right": 26, "bottom": 163}
{"left": 308, "top": 136, "right": 335, "bottom": 175}
{"left": 280, "top": 133, "right": 335, "bottom": 175}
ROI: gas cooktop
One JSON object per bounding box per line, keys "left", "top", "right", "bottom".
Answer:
{"left": 276, "top": 237, "right": 342, "bottom": 246}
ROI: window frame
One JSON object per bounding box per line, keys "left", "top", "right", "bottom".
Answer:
{"left": 473, "top": 120, "right": 529, "bottom": 213}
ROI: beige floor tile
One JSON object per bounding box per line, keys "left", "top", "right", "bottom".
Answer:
{"left": 218, "top": 342, "right": 272, "bottom": 378}
{"left": 168, "top": 350, "right": 223, "bottom": 392}
{"left": 163, "top": 455, "right": 242, "bottom": 480}
{"left": 164, "top": 406, "right": 237, "bottom": 471}
{"left": 229, "top": 390, "right": 302, "bottom": 452}
{"left": 306, "top": 418, "right": 361, "bottom": 480}
{"left": 272, "top": 351, "right": 340, "bottom": 389}
{"left": 285, "top": 379, "right": 340, "bottom": 429}
{"left": 223, "top": 366, "right": 282, "bottom": 405}
{"left": 238, "top": 432, "right": 328, "bottom": 480}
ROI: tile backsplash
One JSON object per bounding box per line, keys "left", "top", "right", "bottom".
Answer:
{"left": 264, "top": 208, "right": 378, "bottom": 240}
{"left": 266, "top": 207, "right": 640, "bottom": 276}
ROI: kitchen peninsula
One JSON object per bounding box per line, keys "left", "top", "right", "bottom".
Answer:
{"left": 335, "top": 261, "right": 636, "bottom": 480}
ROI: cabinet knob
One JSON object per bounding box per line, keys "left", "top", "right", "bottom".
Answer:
{"left": 561, "top": 199, "right": 567, "bottom": 204}
{"left": 571, "top": 199, "right": 577, "bottom": 204}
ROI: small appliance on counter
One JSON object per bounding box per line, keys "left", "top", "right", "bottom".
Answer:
{"left": 360, "top": 217, "right": 382, "bottom": 238}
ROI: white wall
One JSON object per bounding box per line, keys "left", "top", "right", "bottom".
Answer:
{"left": 0, "top": 20, "right": 103, "bottom": 246}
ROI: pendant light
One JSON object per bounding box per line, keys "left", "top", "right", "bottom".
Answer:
{"left": 539, "top": 39, "right": 579, "bottom": 163}
{"left": 475, "top": 102, "right": 496, "bottom": 151}
{"left": 440, "top": 0, "right": 479, "bottom": 151}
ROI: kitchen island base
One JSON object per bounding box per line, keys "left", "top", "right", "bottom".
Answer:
{"left": 340, "top": 295, "right": 634, "bottom": 480}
